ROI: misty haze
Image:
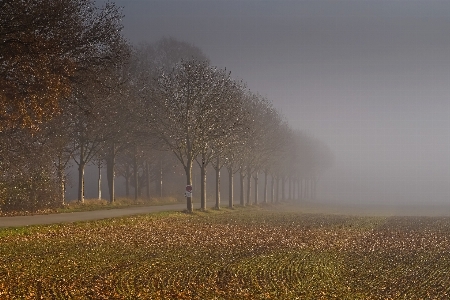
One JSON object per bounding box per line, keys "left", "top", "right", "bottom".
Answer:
{"left": 100, "top": 0, "right": 450, "bottom": 210}
{"left": 4, "top": 0, "right": 450, "bottom": 298}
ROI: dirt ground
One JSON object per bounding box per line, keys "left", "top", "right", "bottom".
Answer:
{"left": 289, "top": 200, "right": 450, "bottom": 217}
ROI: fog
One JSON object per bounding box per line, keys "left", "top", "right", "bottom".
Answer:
{"left": 112, "top": 0, "right": 450, "bottom": 207}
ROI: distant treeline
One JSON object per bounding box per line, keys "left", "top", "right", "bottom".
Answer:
{"left": 0, "top": 0, "right": 333, "bottom": 213}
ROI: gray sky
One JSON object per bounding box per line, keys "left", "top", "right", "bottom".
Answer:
{"left": 112, "top": 0, "right": 450, "bottom": 205}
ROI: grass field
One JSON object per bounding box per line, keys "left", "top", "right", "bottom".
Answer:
{"left": 1, "top": 204, "right": 450, "bottom": 299}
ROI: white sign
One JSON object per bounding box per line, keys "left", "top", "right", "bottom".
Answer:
{"left": 185, "top": 191, "right": 192, "bottom": 198}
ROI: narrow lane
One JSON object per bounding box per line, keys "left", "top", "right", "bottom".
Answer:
{"left": 0, "top": 203, "right": 193, "bottom": 228}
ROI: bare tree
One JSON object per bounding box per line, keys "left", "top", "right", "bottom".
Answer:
{"left": 276, "top": 130, "right": 334, "bottom": 201}
{"left": 71, "top": 57, "right": 130, "bottom": 203}
{"left": 41, "top": 105, "right": 77, "bottom": 205}
{"left": 146, "top": 60, "right": 244, "bottom": 211}
{"left": 70, "top": 91, "right": 108, "bottom": 203}
{"left": 102, "top": 68, "right": 139, "bottom": 203}
{"left": 212, "top": 93, "right": 247, "bottom": 210}
{"left": 236, "top": 93, "right": 284, "bottom": 205}
{"left": 113, "top": 39, "right": 208, "bottom": 207}
{"left": 300, "top": 133, "right": 334, "bottom": 199}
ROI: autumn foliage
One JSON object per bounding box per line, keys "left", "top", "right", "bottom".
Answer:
{"left": 0, "top": 0, "right": 126, "bottom": 130}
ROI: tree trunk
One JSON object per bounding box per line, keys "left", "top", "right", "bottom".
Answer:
{"left": 306, "top": 178, "right": 310, "bottom": 199}
{"left": 295, "top": 179, "right": 298, "bottom": 200}
{"left": 157, "top": 159, "right": 163, "bottom": 197}
{"left": 309, "top": 178, "right": 312, "bottom": 199}
{"left": 263, "top": 170, "right": 268, "bottom": 204}
{"left": 57, "top": 156, "right": 65, "bottom": 206}
{"left": 292, "top": 178, "right": 295, "bottom": 200}
{"left": 77, "top": 141, "right": 85, "bottom": 203}
{"left": 200, "top": 154, "right": 207, "bottom": 210}
{"left": 228, "top": 166, "right": 233, "bottom": 208}
{"left": 281, "top": 176, "right": 286, "bottom": 201}
{"left": 300, "top": 179, "right": 303, "bottom": 200}
{"left": 246, "top": 166, "right": 251, "bottom": 205}
{"left": 215, "top": 158, "right": 220, "bottom": 209}
{"left": 291, "top": 178, "right": 294, "bottom": 200}
{"left": 77, "top": 131, "right": 85, "bottom": 203}
{"left": 239, "top": 169, "right": 245, "bottom": 206}
{"left": 155, "top": 159, "right": 163, "bottom": 197}
{"left": 288, "top": 177, "right": 291, "bottom": 200}
{"left": 97, "top": 162, "right": 102, "bottom": 200}
{"left": 146, "top": 161, "right": 150, "bottom": 199}
{"left": 184, "top": 159, "right": 193, "bottom": 212}
{"left": 270, "top": 175, "right": 275, "bottom": 203}
{"left": 61, "top": 174, "right": 66, "bottom": 206}
{"left": 293, "top": 179, "right": 296, "bottom": 201}
{"left": 292, "top": 179, "right": 298, "bottom": 200}
{"left": 106, "top": 143, "right": 115, "bottom": 203}
{"left": 133, "top": 147, "right": 138, "bottom": 202}
{"left": 77, "top": 161, "right": 85, "bottom": 203}
{"left": 125, "top": 164, "right": 130, "bottom": 198}
{"left": 306, "top": 179, "right": 308, "bottom": 199}
{"left": 275, "top": 177, "right": 280, "bottom": 202}
{"left": 254, "top": 171, "right": 258, "bottom": 204}
{"left": 313, "top": 178, "right": 317, "bottom": 200}
{"left": 303, "top": 179, "right": 306, "bottom": 199}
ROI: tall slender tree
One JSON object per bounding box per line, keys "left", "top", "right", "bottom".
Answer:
{"left": 146, "top": 60, "right": 244, "bottom": 211}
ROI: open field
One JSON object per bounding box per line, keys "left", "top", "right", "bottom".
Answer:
{"left": 1, "top": 204, "right": 450, "bottom": 299}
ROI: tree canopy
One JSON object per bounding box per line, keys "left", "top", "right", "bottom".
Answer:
{"left": 0, "top": 0, "right": 126, "bottom": 130}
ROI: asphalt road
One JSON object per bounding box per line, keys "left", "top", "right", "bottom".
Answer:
{"left": 0, "top": 203, "right": 197, "bottom": 228}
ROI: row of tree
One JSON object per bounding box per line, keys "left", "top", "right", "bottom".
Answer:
{"left": 0, "top": 0, "right": 333, "bottom": 213}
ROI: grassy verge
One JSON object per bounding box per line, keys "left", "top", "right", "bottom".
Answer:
{"left": 1, "top": 205, "right": 450, "bottom": 299}
{"left": 56, "top": 196, "right": 183, "bottom": 213}
{"left": 0, "top": 196, "right": 183, "bottom": 217}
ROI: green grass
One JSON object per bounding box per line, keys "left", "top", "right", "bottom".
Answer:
{"left": 1, "top": 205, "right": 450, "bottom": 299}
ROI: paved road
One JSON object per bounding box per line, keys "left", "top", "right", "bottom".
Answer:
{"left": 0, "top": 203, "right": 203, "bottom": 228}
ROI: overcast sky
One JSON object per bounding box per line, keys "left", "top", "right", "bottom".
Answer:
{"left": 111, "top": 0, "right": 450, "bottom": 205}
